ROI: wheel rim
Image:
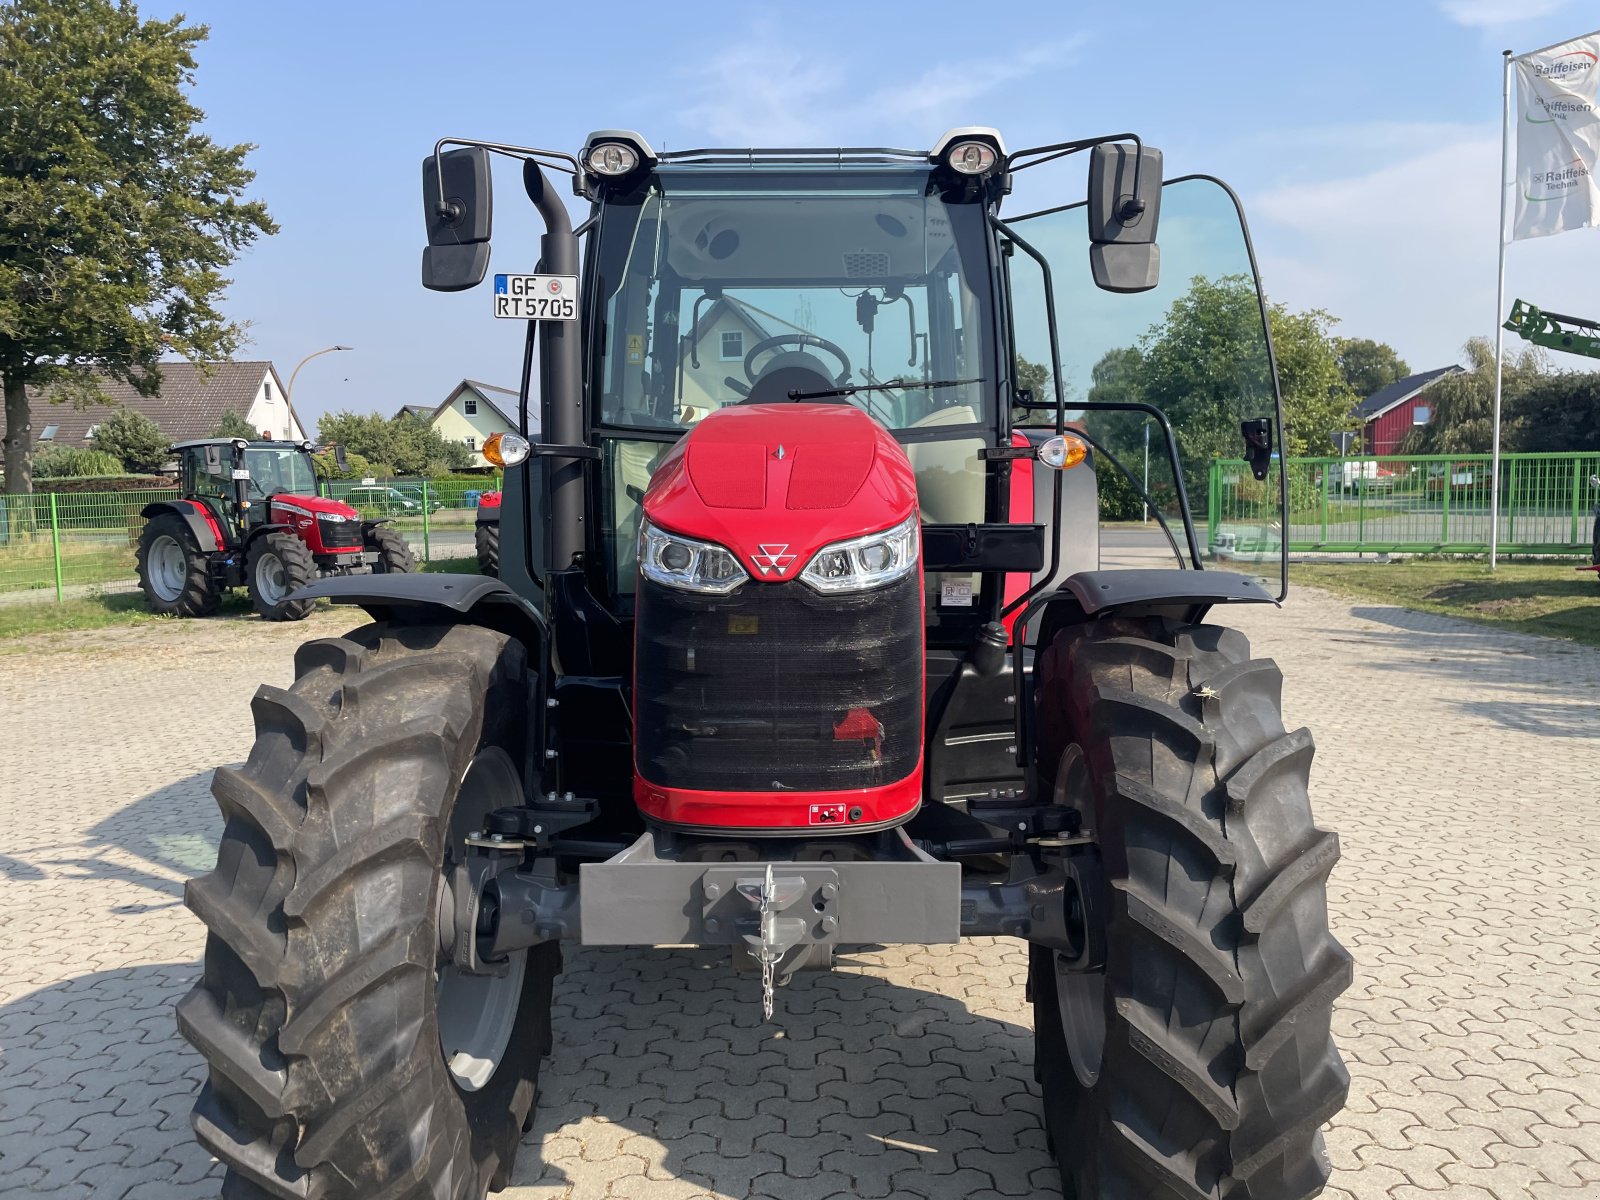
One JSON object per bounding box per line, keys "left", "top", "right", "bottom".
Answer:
{"left": 148, "top": 535, "right": 188, "bottom": 602}
{"left": 436, "top": 747, "right": 526, "bottom": 1093}
{"left": 1054, "top": 744, "right": 1107, "bottom": 1088}
{"left": 254, "top": 551, "right": 289, "bottom": 606}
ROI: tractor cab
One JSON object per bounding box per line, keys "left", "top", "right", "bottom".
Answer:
{"left": 174, "top": 438, "right": 323, "bottom": 541}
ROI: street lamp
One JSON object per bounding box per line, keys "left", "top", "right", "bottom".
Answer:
{"left": 286, "top": 345, "right": 352, "bottom": 402}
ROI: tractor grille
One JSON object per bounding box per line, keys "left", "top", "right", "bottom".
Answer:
{"left": 635, "top": 573, "right": 922, "bottom": 794}
{"left": 319, "top": 517, "right": 363, "bottom": 550}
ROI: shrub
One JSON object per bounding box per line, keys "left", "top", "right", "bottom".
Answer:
{"left": 34, "top": 446, "right": 125, "bottom": 478}
{"left": 92, "top": 409, "right": 171, "bottom": 473}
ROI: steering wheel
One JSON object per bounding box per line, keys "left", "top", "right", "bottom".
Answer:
{"left": 743, "top": 334, "right": 852, "bottom": 392}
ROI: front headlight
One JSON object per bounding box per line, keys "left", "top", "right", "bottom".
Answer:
{"left": 800, "top": 514, "right": 920, "bottom": 594}
{"left": 320, "top": 513, "right": 349, "bottom": 524}
{"left": 639, "top": 517, "right": 749, "bottom": 595}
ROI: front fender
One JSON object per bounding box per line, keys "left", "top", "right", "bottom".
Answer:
{"left": 292, "top": 572, "right": 548, "bottom": 656}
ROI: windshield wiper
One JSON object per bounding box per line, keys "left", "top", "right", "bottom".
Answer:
{"left": 787, "top": 377, "right": 985, "bottom": 401}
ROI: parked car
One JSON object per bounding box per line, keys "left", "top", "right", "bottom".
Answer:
{"left": 1424, "top": 464, "right": 1493, "bottom": 495}
{"left": 1333, "top": 460, "right": 1399, "bottom": 492}
{"left": 391, "top": 484, "right": 446, "bottom": 512}
{"left": 343, "top": 484, "right": 431, "bottom": 515}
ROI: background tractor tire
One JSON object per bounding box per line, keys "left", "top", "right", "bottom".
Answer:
{"left": 136, "top": 512, "right": 220, "bottom": 617}
{"left": 367, "top": 523, "right": 417, "bottom": 574}
{"left": 1591, "top": 510, "right": 1598, "bottom": 588}
{"left": 246, "top": 532, "right": 316, "bottom": 621}
{"left": 1030, "top": 616, "right": 1351, "bottom": 1200}
{"left": 475, "top": 521, "right": 499, "bottom": 578}
{"left": 178, "top": 622, "right": 560, "bottom": 1200}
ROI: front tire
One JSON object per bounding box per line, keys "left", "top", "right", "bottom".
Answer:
{"left": 1031, "top": 617, "right": 1351, "bottom": 1200}
{"left": 247, "top": 532, "right": 316, "bottom": 621}
{"left": 136, "top": 513, "right": 220, "bottom": 617}
{"left": 367, "top": 523, "right": 417, "bottom": 574}
{"left": 178, "top": 622, "right": 559, "bottom": 1199}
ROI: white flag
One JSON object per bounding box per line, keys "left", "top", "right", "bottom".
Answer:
{"left": 1511, "top": 31, "right": 1600, "bottom": 241}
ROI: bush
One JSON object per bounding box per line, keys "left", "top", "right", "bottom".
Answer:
{"left": 34, "top": 446, "right": 124, "bottom": 478}
{"left": 92, "top": 409, "right": 171, "bottom": 473}
{"left": 1095, "top": 463, "right": 1146, "bottom": 521}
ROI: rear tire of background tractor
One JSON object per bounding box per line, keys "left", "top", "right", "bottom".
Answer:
{"left": 1030, "top": 617, "right": 1351, "bottom": 1200}
{"left": 135, "top": 513, "right": 220, "bottom": 617}
{"left": 367, "top": 523, "right": 417, "bottom": 574}
{"left": 475, "top": 522, "right": 499, "bottom": 578}
{"left": 1590, "top": 511, "right": 1598, "bottom": 588}
{"left": 177, "top": 622, "right": 559, "bottom": 1200}
{"left": 246, "top": 532, "right": 316, "bottom": 621}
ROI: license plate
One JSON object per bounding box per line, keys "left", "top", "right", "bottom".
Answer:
{"left": 493, "top": 274, "right": 578, "bottom": 320}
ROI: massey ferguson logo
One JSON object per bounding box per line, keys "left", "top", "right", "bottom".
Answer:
{"left": 751, "top": 544, "right": 797, "bottom": 576}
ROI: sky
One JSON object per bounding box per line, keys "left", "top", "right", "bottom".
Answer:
{"left": 167, "top": 0, "right": 1600, "bottom": 435}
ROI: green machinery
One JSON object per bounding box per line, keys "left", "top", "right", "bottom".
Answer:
{"left": 1504, "top": 299, "right": 1600, "bottom": 360}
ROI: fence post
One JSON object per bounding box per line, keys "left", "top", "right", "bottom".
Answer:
{"left": 1206, "top": 461, "right": 1217, "bottom": 550}
{"left": 49, "top": 492, "right": 63, "bottom": 604}
{"left": 1356, "top": 470, "right": 1364, "bottom": 551}
{"left": 1320, "top": 461, "right": 1329, "bottom": 546}
{"left": 1572, "top": 454, "right": 1583, "bottom": 546}
{"left": 1440, "top": 469, "right": 1450, "bottom": 546}
{"left": 421, "top": 480, "right": 431, "bottom": 563}
{"left": 1506, "top": 459, "right": 1517, "bottom": 546}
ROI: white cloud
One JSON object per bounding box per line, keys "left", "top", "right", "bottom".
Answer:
{"left": 1438, "top": 0, "right": 1570, "bottom": 29}
{"left": 672, "top": 20, "right": 1085, "bottom": 147}
{"left": 1252, "top": 129, "right": 1600, "bottom": 370}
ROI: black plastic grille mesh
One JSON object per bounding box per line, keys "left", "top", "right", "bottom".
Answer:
{"left": 319, "top": 517, "right": 363, "bottom": 549}
{"left": 636, "top": 573, "right": 922, "bottom": 793}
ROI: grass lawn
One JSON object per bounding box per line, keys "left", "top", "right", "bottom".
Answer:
{"left": 0, "top": 557, "right": 482, "bottom": 643}
{"left": 1293, "top": 559, "right": 1600, "bottom": 648}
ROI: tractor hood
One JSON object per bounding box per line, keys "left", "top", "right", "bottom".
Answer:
{"left": 642, "top": 404, "right": 918, "bottom": 581}
{"left": 269, "top": 493, "right": 361, "bottom": 522}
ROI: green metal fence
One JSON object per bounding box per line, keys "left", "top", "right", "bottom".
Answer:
{"left": 0, "top": 476, "right": 501, "bottom": 606}
{"left": 1209, "top": 452, "right": 1600, "bottom": 555}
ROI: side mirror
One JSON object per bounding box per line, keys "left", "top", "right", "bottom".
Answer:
{"left": 333, "top": 444, "right": 349, "bottom": 472}
{"left": 1087, "top": 143, "right": 1162, "bottom": 293}
{"left": 1241, "top": 418, "right": 1273, "bottom": 482}
{"left": 422, "top": 146, "right": 493, "bottom": 292}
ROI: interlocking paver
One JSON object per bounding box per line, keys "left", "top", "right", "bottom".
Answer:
{"left": 1, "top": 583, "right": 1597, "bottom": 1200}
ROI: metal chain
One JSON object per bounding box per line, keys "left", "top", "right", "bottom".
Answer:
{"left": 758, "top": 864, "right": 777, "bottom": 1021}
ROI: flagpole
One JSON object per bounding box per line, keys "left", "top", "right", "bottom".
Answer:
{"left": 1489, "top": 48, "right": 1512, "bottom": 572}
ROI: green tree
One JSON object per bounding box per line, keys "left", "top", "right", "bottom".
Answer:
{"left": 0, "top": 0, "right": 276, "bottom": 494}
{"left": 1267, "top": 307, "right": 1360, "bottom": 458}
{"left": 318, "top": 411, "right": 472, "bottom": 475}
{"left": 1515, "top": 369, "right": 1600, "bottom": 452}
{"left": 1012, "top": 355, "right": 1053, "bottom": 426}
{"left": 213, "top": 410, "right": 261, "bottom": 439}
{"left": 1401, "top": 337, "right": 1543, "bottom": 455}
{"left": 1334, "top": 337, "right": 1410, "bottom": 399}
{"left": 92, "top": 408, "right": 169, "bottom": 473}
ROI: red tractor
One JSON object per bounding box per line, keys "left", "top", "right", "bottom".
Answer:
{"left": 474, "top": 487, "right": 501, "bottom": 575}
{"left": 136, "top": 438, "right": 415, "bottom": 620}
{"left": 178, "top": 130, "right": 1349, "bottom": 1199}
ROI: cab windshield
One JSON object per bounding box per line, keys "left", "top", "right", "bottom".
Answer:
{"left": 590, "top": 170, "right": 996, "bottom": 433}
{"left": 243, "top": 447, "right": 316, "bottom": 498}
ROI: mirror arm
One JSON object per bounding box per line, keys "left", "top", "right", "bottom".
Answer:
{"left": 429, "top": 137, "right": 580, "bottom": 218}
{"left": 1007, "top": 131, "right": 1143, "bottom": 180}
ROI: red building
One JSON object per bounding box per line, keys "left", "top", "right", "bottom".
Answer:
{"left": 1356, "top": 366, "right": 1464, "bottom": 455}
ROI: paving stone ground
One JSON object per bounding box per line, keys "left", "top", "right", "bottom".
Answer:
{"left": 0, "top": 587, "right": 1596, "bottom": 1199}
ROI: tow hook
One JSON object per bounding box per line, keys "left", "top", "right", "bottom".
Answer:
{"left": 737, "top": 864, "right": 810, "bottom": 1021}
